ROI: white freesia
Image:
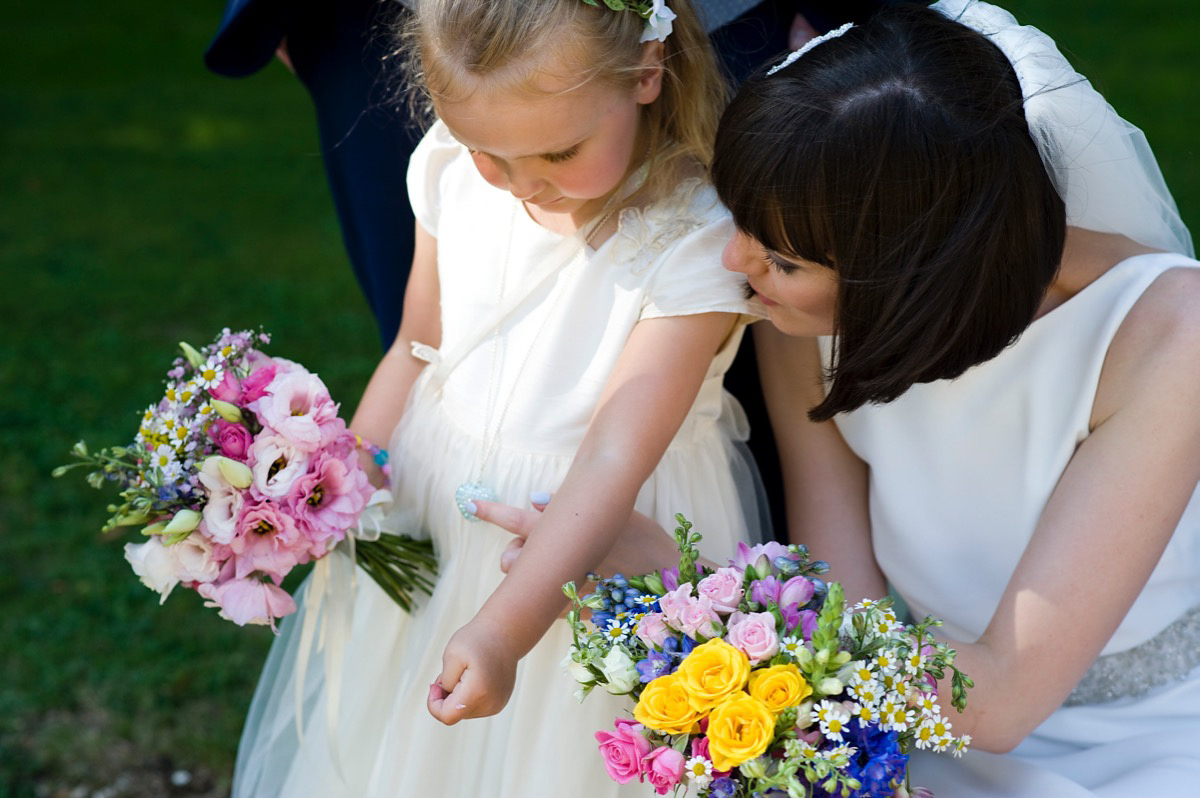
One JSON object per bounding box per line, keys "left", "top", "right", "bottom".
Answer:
{"left": 124, "top": 538, "right": 181, "bottom": 603}
{"left": 639, "top": 0, "right": 675, "bottom": 43}
{"left": 599, "top": 647, "right": 639, "bottom": 695}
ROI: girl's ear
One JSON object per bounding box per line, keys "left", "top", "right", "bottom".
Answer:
{"left": 634, "top": 41, "right": 666, "bottom": 105}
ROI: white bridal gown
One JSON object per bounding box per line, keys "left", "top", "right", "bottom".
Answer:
{"left": 231, "top": 121, "right": 764, "bottom": 797}
{"left": 828, "top": 253, "right": 1200, "bottom": 797}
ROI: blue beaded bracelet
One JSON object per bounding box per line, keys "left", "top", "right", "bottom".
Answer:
{"left": 355, "top": 435, "right": 391, "bottom": 479}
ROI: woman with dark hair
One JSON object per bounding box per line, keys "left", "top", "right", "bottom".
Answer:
{"left": 477, "top": 1, "right": 1200, "bottom": 794}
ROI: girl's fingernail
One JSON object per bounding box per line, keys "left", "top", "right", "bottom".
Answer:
{"left": 529, "top": 490, "right": 551, "bottom": 505}
{"left": 464, "top": 500, "right": 477, "bottom": 516}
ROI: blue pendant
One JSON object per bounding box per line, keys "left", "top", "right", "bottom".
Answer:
{"left": 455, "top": 481, "right": 497, "bottom": 521}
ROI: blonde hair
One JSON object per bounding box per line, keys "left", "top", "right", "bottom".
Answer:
{"left": 395, "top": 0, "right": 726, "bottom": 203}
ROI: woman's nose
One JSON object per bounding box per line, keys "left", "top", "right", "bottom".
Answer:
{"left": 722, "top": 231, "right": 764, "bottom": 275}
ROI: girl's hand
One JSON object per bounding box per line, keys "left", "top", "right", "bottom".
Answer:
{"left": 471, "top": 496, "right": 680, "bottom": 577}
{"left": 427, "top": 617, "right": 519, "bottom": 725}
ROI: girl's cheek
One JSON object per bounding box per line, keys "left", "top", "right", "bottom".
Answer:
{"left": 471, "top": 154, "right": 508, "bottom": 191}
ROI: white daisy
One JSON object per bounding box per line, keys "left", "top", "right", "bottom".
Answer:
{"left": 780, "top": 635, "right": 806, "bottom": 659}
{"left": 684, "top": 756, "right": 713, "bottom": 788}
{"left": 196, "top": 359, "right": 224, "bottom": 390}
{"left": 815, "top": 701, "right": 851, "bottom": 741}
{"left": 602, "top": 620, "right": 628, "bottom": 643}
{"left": 952, "top": 735, "right": 972, "bottom": 757}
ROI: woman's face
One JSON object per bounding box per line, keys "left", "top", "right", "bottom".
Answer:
{"left": 722, "top": 230, "right": 838, "bottom": 336}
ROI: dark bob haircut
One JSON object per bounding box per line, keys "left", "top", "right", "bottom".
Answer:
{"left": 713, "top": 3, "right": 1065, "bottom": 422}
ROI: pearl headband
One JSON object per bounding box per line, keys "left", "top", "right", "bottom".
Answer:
{"left": 767, "top": 21, "right": 855, "bottom": 75}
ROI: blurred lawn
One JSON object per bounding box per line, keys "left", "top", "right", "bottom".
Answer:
{"left": 0, "top": 0, "right": 1196, "bottom": 795}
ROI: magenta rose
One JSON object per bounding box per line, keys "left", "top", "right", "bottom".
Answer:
{"left": 210, "top": 419, "right": 252, "bottom": 460}
{"left": 696, "top": 566, "right": 745, "bottom": 614}
{"left": 240, "top": 362, "right": 278, "bottom": 403}
{"left": 208, "top": 369, "right": 243, "bottom": 403}
{"left": 595, "top": 718, "right": 652, "bottom": 784}
{"left": 643, "top": 747, "right": 685, "bottom": 795}
{"left": 725, "top": 611, "right": 780, "bottom": 664}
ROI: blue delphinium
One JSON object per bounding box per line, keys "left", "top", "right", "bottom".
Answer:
{"left": 844, "top": 718, "right": 908, "bottom": 797}
{"left": 635, "top": 649, "right": 674, "bottom": 683}
{"left": 708, "top": 777, "right": 737, "bottom": 798}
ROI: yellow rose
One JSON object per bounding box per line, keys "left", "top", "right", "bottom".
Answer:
{"left": 706, "top": 692, "right": 777, "bottom": 771}
{"left": 747, "top": 664, "right": 813, "bottom": 713}
{"left": 633, "top": 674, "right": 705, "bottom": 734}
{"left": 675, "top": 638, "right": 751, "bottom": 712}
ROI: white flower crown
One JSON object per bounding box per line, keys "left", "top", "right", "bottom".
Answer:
{"left": 582, "top": 0, "right": 676, "bottom": 43}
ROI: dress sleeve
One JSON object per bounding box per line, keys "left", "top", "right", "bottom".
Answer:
{"left": 630, "top": 183, "right": 767, "bottom": 321}
{"left": 405, "top": 120, "right": 464, "bottom": 239}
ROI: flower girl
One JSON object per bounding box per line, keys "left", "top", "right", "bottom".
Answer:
{"left": 231, "top": 0, "right": 763, "bottom": 794}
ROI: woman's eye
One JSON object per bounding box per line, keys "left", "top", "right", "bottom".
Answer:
{"left": 761, "top": 251, "right": 798, "bottom": 275}
{"left": 542, "top": 146, "right": 579, "bottom": 164}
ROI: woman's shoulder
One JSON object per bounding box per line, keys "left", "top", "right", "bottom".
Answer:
{"left": 1091, "top": 250, "right": 1200, "bottom": 427}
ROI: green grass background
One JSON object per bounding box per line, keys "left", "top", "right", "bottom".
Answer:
{"left": 1, "top": 0, "right": 1196, "bottom": 794}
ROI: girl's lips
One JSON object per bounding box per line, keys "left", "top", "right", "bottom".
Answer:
{"left": 750, "top": 282, "right": 778, "bottom": 306}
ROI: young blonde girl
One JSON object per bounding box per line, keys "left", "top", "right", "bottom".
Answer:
{"left": 231, "top": 1, "right": 763, "bottom": 794}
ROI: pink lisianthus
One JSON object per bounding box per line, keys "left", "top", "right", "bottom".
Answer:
{"left": 228, "top": 500, "right": 307, "bottom": 581}
{"left": 595, "top": 718, "right": 652, "bottom": 784}
{"left": 678, "top": 595, "right": 723, "bottom": 639}
{"left": 209, "top": 418, "right": 252, "bottom": 460}
{"left": 635, "top": 612, "right": 672, "bottom": 649}
{"left": 642, "top": 746, "right": 685, "bottom": 795}
{"left": 251, "top": 370, "right": 341, "bottom": 452}
{"left": 657, "top": 583, "right": 694, "bottom": 629}
{"left": 725, "top": 611, "right": 780, "bottom": 664}
{"left": 247, "top": 433, "right": 311, "bottom": 500}
{"left": 196, "top": 457, "right": 247, "bottom": 544}
{"left": 287, "top": 449, "right": 373, "bottom": 554}
{"left": 198, "top": 571, "right": 296, "bottom": 629}
{"left": 696, "top": 566, "right": 745, "bottom": 613}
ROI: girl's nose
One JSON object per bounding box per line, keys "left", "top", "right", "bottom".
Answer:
{"left": 505, "top": 165, "right": 542, "bottom": 201}
{"left": 722, "top": 230, "right": 765, "bottom": 275}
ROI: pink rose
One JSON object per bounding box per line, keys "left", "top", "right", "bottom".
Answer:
{"left": 228, "top": 500, "right": 306, "bottom": 581}
{"left": 210, "top": 419, "right": 252, "bottom": 460}
{"left": 208, "top": 370, "right": 242, "bottom": 403}
{"left": 198, "top": 573, "right": 296, "bottom": 628}
{"left": 595, "top": 718, "right": 652, "bottom": 784}
{"left": 697, "top": 566, "right": 745, "bottom": 613}
{"left": 657, "top": 583, "right": 694, "bottom": 629}
{"left": 677, "top": 595, "right": 723, "bottom": 639}
{"left": 725, "top": 611, "right": 780, "bottom": 664}
{"left": 642, "top": 746, "right": 685, "bottom": 795}
{"left": 635, "top": 612, "right": 672, "bottom": 648}
{"left": 288, "top": 449, "right": 374, "bottom": 553}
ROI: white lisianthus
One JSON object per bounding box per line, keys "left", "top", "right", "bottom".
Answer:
{"left": 197, "top": 457, "right": 246, "bottom": 544}
{"left": 599, "top": 647, "right": 639, "bottom": 695}
{"left": 170, "top": 532, "right": 221, "bottom": 584}
{"left": 124, "top": 538, "right": 182, "bottom": 603}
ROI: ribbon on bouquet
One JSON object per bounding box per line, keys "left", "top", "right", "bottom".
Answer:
{"left": 292, "top": 486, "right": 392, "bottom": 782}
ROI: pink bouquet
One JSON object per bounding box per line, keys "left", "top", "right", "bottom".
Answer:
{"left": 563, "top": 517, "right": 972, "bottom": 797}
{"left": 57, "top": 328, "right": 435, "bottom": 628}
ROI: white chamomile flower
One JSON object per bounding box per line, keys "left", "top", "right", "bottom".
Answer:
{"left": 151, "top": 443, "right": 176, "bottom": 471}
{"left": 160, "top": 458, "right": 184, "bottom": 485}
{"left": 848, "top": 660, "right": 877, "bottom": 686}
{"left": 929, "top": 714, "right": 953, "bottom": 739}
{"left": 827, "top": 744, "right": 857, "bottom": 764}
{"left": 852, "top": 598, "right": 878, "bottom": 612}
{"left": 684, "top": 756, "right": 713, "bottom": 788}
{"left": 196, "top": 359, "right": 224, "bottom": 390}
{"left": 911, "top": 691, "right": 938, "bottom": 718}
{"left": 602, "top": 620, "right": 628, "bottom": 643}
{"left": 953, "top": 735, "right": 972, "bottom": 757}
{"left": 881, "top": 671, "right": 908, "bottom": 695}
{"left": 177, "top": 381, "right": 198, "bottom": 405}
{"left": 913, "top": 721, "right": 937, "bottom": 750}
{"left": 797, "top": 740, "right": 820, "bottom": 759}
{"left": 903, "top": 649, "right": 926, "bottom": 675}
{"left": 780, "top": 635, "right": 805, "bottom": 659}
{"left": 873, "top": 615, "right": 902, "bottom": 637}
{"left": 615, "top": 611, "right": 632, "bottom": 624}
{"left": 879, "top": 698, "right": 914, "bottom": 733}
{"left": 850, "top": 702, "right": 879, "bottom": 726}
{"left": 815, "top": 701, "right": 850, "bottom": 741}
{"left": 196, "top": 401, "right": 215, "bottom": 419}
{"left": 849, "top": 681, "right": 882, "bottom": 706}
{"left": 634, "top": 595, "right": 658, "bottom": 607}
{"left": 874, "top": 649, "right": 900, "bottom": 673}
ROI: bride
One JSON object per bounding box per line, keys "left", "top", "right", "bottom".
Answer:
{"left": 480, "top": 2, "right": 1200, "bottom": 795}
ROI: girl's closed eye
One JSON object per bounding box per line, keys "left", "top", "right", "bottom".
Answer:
{"left": 761, "top": 248, "right": 800, "bottom": 275}
{"left": 542, "top": 145, "right": 580, "bottom": 164}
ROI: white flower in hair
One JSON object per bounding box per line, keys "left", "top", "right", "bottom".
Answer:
{"left": 640, "top": 0, "right": 676, "bottom": 43}
{"left": 767, "top": 21, "right": 855, "bottom": 75}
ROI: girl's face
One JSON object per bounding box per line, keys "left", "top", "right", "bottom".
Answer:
{"left": 722, "top": 229, "right": 839, "bottom": 336}
{"left": 436, "top": 54, "right": 662, "bottom": 225}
